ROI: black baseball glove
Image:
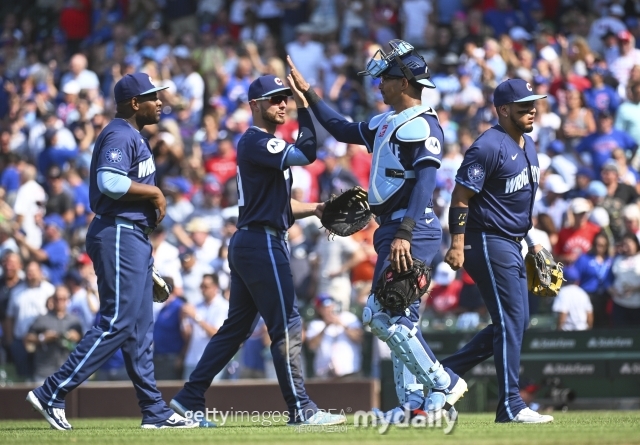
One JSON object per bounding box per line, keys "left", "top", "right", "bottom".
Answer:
{"left": 321, "top": 186, "right": 373, "bottom": 237}
{"left": 152, "top": 265, "right": 172, "bottom": 303}
{"left": 525, "top": 247, "right": 564, "bottom": 297}
{"left": 374, "top": 258, "right": 431, "bottom": 312}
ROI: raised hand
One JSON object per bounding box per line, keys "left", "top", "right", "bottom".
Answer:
{"left": 286, "top": 55, "right": 311, "bottom": 92}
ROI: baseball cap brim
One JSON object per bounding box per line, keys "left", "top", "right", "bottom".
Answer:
{"left": 257, "top": 86, "right": 293, "bottom": 98}
{"left": 513, "top": 94, "right": 547, "bottom": 103}
{"left": 138, "top": 85, "right": 170, "bottom": 96}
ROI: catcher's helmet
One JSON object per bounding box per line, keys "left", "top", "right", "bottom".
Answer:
{"left": 358, "top": 39, "right": 435, "bottom": 89}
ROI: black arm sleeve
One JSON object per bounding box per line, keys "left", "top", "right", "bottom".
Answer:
{"left": 295, "top": 107, "right": 318, "bottom": 163}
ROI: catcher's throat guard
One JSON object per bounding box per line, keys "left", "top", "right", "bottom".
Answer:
{"left": 374, "top": 258, "right": 431, "bottom": 312}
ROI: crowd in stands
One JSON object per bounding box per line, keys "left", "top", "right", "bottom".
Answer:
{"left": 1, "top": 0, "right": 640, "bottom": 384}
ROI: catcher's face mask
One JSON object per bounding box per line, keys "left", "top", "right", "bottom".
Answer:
{"left": 358, "top": 39, "right": 436, "bottom": 88}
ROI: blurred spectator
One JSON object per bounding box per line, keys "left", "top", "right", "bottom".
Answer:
{"left": 204, "top": 137, "right": 237, "bottom": 186}
{"left": 572, "top": 232, "right": 614, "bottom": 328}
{"left": 559, "top": 88, "right": 596, "bottom": 150}
{"left": 608, "top": 234, "right": 640, "bottom": 327}
{"left": 60, "top": 53, "right": 99, "bottom": 94}
{"left": 13, "top": 164, "right": 46, "bottom": 249}
{"left": 178, "top": 248, "right": 213, "bottom": 305}
{"left": 176, "top": 217, "right": 222, "bottom": 266}
{"left": 313, "top": 231, "right": 366, "bottom": 311}
{"left": 24, "top": 285, "right": 82, "bottom": 383}
{"left": 615, "top": 81, "right": 640, "bottom": 155}
{"left": 5, "top": 260, "right": 54, "bottom": 379}
{"left": 150, "top": 226, "right": 184, "bottom": 296}
{"left": 424, "top": 262, "right": 461, "bottom": 317}
{"left": 286, "top": 24, "right": 324, "bottom": 88}
{"left": 555, "top": 198, "right": 601, "bottom": 265}
{"left": 622, "top": 203, "right": 640, "bottom": 243}
{"left": 584, "top": 67, "right": 621, "bottom": 117}
{"left": 552, "top": 267, "right": 593, "bottom": 331}
{"left": 600, "top": 160, "right": 639, "bottom": 241}
{"left": 305, "top": 294, "right": 363, "bottom": 378}
{"left": 64, "top": 269, "right": 98, "bottom": 334}
{"left": 316, "top": 149, "right": 359, "bottom": 203}
{"left": 14, "top": 214, "right": 70, "bottom": 286}
{"left": 548, "top": 140, "right": 578, "bottom": 189}
{"left": 239, "top": 317, "right": 271, "bottom": 379}
{"left": 162, "top": 176, "right": 194, "bottom": 230}
{"left": 610, "top": 31, "right": 640, "bottom": 100}
{"left": 576, "top": 109, "right": 637, "bottom": 176}
{"left": 44, "top": 166, "right": 75, "bottom": 224}
{"left": 0, "top": 252, "right": 23, "bottom": 354}
{"left": 153, "top": 277, "right": 187, "bottom": 380}
{"left": 181, "top": 273, "right": 229, "bottom": 379}
{"left": 535, "top": 174, "right": 570, "bottom": 232}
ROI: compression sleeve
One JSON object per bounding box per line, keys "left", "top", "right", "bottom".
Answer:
{"left": 98, "top": 170, "right": 132, "bottom": 200}
{"left": 404, "top": 161, "right": 438, "bottom": 221}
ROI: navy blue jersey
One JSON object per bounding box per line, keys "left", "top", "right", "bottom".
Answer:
{"left": 236, "top": 127, "right": 295, "bottom": 230}
{"left": 456, "top": 125, "right": 540, "bottom": 237}
{"left": 89, "top": 119, "right": 158, "bottom": 226}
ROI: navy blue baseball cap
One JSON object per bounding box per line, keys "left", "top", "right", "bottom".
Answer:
{"left": 493, "top": 78, "right": 547, "bottom": 107}
{"left": 247, "top": 75, "right": 292, "bottom": 101}
{"left": 114, "top": 73, "right": 169, "bottom": 103}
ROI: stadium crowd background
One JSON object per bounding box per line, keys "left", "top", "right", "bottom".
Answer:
{"left": 1, "top": 0, "right": 640, "bottom": 385}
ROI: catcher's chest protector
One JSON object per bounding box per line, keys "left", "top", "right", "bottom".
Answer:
{"left": 368, "top": 105, "right": 432, "bottom": 205}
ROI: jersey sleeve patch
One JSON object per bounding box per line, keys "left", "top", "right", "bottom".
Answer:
{"left": 425, "top": 137, "right": 441, "bottom": 155}
{"left": 467, "top": 163, "right": 485, "bottom": 181}
{"left": 266, "top": 138, "right": 287, "bottom": 154}
{"left": 105, "top": 148, "right": 123, "bottom": 163}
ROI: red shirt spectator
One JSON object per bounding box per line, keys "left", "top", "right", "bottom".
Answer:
{"left": 555, "top": 198, "right": 602, "bottom": 264}
{"left": 59, "top": 0, "right": 92, "bottom": 41}
{"left": 205, "top": 138, "right": 237, "bottom": 186}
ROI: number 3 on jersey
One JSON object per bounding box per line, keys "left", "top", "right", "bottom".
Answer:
{"left": 236, "top": 166, "right": 245, "bottom": 206}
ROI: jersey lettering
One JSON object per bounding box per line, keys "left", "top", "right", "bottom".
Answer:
{"left": 505, "top": 165, "right": 540, "bottom": 194}
{"left": 138, "top": 156, "right": 156, "bottom": 178}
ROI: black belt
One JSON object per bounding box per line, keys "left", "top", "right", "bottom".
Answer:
{"left": 482, "top": 231, "right": 523, "bottom": 243}
{"left": 95, "top": 214, "right": 154, "bottom": 235}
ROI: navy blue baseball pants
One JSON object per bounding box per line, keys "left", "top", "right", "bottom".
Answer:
{"left": 33, "top": 217, "right": 173, "bottom": 424}
{"left": 441, "top": 232, "right": 529, "bottom": 422}
{"left": 373, "top": 218, "right": 460, "bottom": 386}
{"left": 173, "top": 226, "right": 317, "bottom": 423}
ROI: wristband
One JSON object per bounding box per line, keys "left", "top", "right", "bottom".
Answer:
{"left": 448, "top": 207, "right": 468, "bottom": 234}
{"left": 524, "top": 233, "right": 537, "bottom": 248}
{"left": 394, "top": 217, "right": 416, "bottom": 243}
{"left": 303, "top": 88, "right": 321, "bottom": 105}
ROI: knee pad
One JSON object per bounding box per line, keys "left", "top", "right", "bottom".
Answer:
{"left": 369, "top": 312, "right": 394, "bottom": 341}
{"left": 362, "top": 294, "right": 380, "bottom": 326}
{"left": 387, "top": 324, "right": 451, "bottom": 391}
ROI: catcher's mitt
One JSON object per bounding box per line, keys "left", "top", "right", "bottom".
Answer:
{"left": 374, "top": 258, "right": 431, "bottom": 312}
{"left": 152, "top": 265, "right": 172, "bottom": 303}
{"left": 525, "top": 247, "right": 564, "bottom": 297}
{"left": 321, "top": 186, "right": 373, "bottom": 237}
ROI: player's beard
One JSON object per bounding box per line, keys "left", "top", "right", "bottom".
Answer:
{"left": 511, "top": 114, "right": 534, "bottom": 133}
{"left": 261, "top": 106, "right": 285, "bottom": 125}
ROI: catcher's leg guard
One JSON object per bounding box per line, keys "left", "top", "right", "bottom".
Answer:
{"left": 370, "top": 312, "right": 450, "bottom": 391}
{"left": 392, "top": 353, "right": 424, "bottom": 409}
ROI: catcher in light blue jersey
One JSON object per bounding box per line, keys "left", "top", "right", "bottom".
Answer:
{"left": 287, "top": 41, "right": 468, "bottom": 424}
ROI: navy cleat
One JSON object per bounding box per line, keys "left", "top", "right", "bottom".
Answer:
{"left": 141, "top": 413, "right": 200, "bottom": 429}
{"left": 26, "top": 390, "right": 72, "bottom": 431}
{"left": 169, "top": 399, "right": 217, "bottom": 428}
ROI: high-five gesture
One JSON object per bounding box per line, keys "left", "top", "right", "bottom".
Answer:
{"left": 286, "top": 55, "right": 311, "bottom": 93}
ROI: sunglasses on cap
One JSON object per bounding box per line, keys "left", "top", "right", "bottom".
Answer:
{"left": 254, "top": 95, "right": 288, "bottom": 105}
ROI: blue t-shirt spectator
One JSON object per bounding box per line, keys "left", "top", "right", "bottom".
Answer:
{"left": 572, "top": 253, "right": 613, "bottom": 294}
{"left": 576, "top": 124, "right": 637, "bottom": 174}
{"left": 153, "top": 297, "right": 186, "bottom": 355}
{"left": 43, "top": 238, "right": 70, "bottom": 286}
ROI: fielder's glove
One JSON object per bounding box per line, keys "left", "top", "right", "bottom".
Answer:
{"left": 525, "top": 247, "right": 564, "bottom": 297}
{"left": 321, "top": 186, "right": 373, "bottom": 237}
{"left": 374, "top": 258, "right": 431, "bottom": 312}
{"left": 152, "top": 265, "right": 172, "bottom": 303}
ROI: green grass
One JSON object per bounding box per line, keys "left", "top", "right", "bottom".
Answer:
{"left": 1, "top": 412, "right": 640, "bottom": 445}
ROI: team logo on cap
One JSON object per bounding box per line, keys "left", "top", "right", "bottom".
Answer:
{"left": 274, "top": 77, "right": 283, "bottom": 86}
{"left": 149, "top": 76, "right": 156, "bottom": 87}
{"left": 526, "top": 82, "right": 533, "bottom": 91}
{"left": 105, "top": 148, "right": 123, "bottom": 163}
{"left": 468, "top": 163, "right": 485, "bottom": 181}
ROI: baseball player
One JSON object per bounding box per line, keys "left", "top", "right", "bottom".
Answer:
{"left": 26, "top": 73, "right": 197, "bottom": 430}
{"left": 169, "top": 75, "right": 346, "bottom": 426}
{"left": 287, "top": 40, "right": 467, "bottom": 422}
{"left": 443, "top": 78, "right": 554, "bottom": 423}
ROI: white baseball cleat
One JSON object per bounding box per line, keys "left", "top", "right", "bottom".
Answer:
{"left": 512, "top": 407, "right": 554, "bottom": 424}
{"left": 141, "top": 413, "right": 200, "bottom": 429}
{"left": 26, "top": 390, "right": 72, "bottom": 431}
